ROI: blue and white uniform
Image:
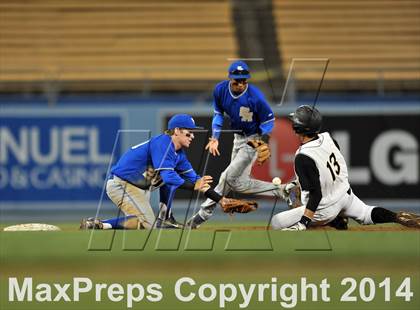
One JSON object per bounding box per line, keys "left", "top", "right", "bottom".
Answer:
{"left": 107, "top": 133, "right": 200, "bottom": 229}
{"left": 112, "top": 134, "right": 199, "bottom": 187}
{"left": 211, "top": 80, "right": 274, "bottom": 139}
{"left": 195, "top": 74, "right": 287, "bottom": 222}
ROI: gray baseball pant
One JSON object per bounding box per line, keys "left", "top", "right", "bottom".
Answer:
{"left": 197, "top": 134, "right": 284, "bottom": 220}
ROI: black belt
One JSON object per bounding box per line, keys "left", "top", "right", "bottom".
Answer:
{"left": 110, "top": 174, "right": 151, "bottom": 190}
{"left": 235, "top": 131, "right": 257, "bottom": 137}
{"left": 347, "top": 188, "right": 352, "bottom": 195}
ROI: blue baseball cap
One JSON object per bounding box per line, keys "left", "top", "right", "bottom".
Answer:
{"left": 228, "top": 60, "right": 251, "bottom": 79}
{"left": 168, "top": 114, "right": 202, "bottom": 130}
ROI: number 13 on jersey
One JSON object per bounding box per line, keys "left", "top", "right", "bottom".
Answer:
{"left": 327, "top": 152, "right": 341, "bottom": 181}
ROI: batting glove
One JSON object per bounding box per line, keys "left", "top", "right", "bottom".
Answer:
{"left": 282, "top": 215, "right": 311, "bottom": 231}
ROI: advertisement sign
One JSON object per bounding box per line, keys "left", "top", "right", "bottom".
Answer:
{"left": 0, "top": 116, "right": 121, "bottom": 201}
{"left": 323, "top": 114, "right": 419, "bottom": 199}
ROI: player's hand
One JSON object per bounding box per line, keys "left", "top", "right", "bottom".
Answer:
{"left": 205, "top": 138, "right": 220, "bottom": 156}
{"left": 194, "top": 175, "right": 213, "bottom": 192}
{"left": 282, "top": 222, "right": 307, "bottom": 231}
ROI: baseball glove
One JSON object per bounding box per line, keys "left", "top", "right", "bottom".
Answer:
{"left": 247, "top": 140, "right": 270, "bottom": 165}
{"left": 144, "top": 167, "right": 163, "bottom": 191}
{"left": 219, "top": 197, "right": 258, "bottom": 214}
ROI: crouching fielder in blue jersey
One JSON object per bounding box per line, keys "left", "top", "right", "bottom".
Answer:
{"left": 187, "top": 61, "right": 293, "bottom": 228}
{"left": 80, "top": 114, "right": 228, "bottom": 230}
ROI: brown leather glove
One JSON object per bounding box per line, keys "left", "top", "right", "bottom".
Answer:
{"left": 247, "top": 140, "right": 270, "bottom": 165}
{"left": 219, "top": 197, "right": 258, "bottom": 214}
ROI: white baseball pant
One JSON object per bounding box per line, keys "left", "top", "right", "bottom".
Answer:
{"left": 271, "top": 190, "right": 375, "bottom": 230}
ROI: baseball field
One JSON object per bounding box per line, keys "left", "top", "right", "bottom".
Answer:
{"left": 1, "top": 222, "right": 419, "bottom": 310}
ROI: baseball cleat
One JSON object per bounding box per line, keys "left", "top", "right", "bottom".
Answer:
{"left": 80, "top": 217, "right": 104, "bottom": 230}
{"left": 273, "top": 184, "right": 288, "bottom": 200}
{"left": 328, "top": 216, "right": 349, "bottom": 230}
{"left": 156, "top": 214, "right": 184, "bottom": 229}
{"left": 396, "top": 212, "right": 420, "bottom": 228}
{"left": 274, "top": 181, "right": 302, "bottom": 208}
{"left": 186, "top": 213, "right": 206, "bottom": 229}
{"left": 155, "top": 219, "right": 181, "bottom": 229}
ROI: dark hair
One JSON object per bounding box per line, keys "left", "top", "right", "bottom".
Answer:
{"left": 304, "top": 132, "right": 318, "bottom": 138}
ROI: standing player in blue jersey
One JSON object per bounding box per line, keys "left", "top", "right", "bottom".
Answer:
{"left": 187, "top": 61, "right": 290, "bottom": 228}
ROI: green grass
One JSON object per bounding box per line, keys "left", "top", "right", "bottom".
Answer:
{"left": 0, "top": 226, "right": 419, "bottom": 310}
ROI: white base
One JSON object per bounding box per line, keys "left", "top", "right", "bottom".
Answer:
{"left": 3, "top": 223, "right": 61, "bottom": 231}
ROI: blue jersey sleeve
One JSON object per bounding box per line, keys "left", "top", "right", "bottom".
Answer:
{"left": 212, "top": 86, "right": 224, "bottom": 139}
{"left": 159, "top": 170, "right": 185, "bottom": 187}
{"left": 256, "top": 93, "right": 275, "bottom": 135}
{"left": 150, "top": 137, "right": 185, "bottom": 187}
{"left": 212, "top": 114, "right": 224, "bottom": 139}
{"left": 176, "top": 152, "right": 200, "bottom": 183}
